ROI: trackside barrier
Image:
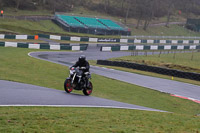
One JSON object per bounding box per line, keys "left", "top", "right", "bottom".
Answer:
{"left": 100, "top": 45, "right": 200, "bottom": 51}
{"left": 97, "top": 60, "right": 200, "bottom": 81}
{"left": 0, "top": 41, "right": 88, "bottom": 51}
{"left": 0, "top": 34, "right": 35, "bottom": 39}
{"left": 38, "top": 34, "right": 200, "bottom": 44}
{"left": 1, "top": 34, "right": 200, "bottom": 44}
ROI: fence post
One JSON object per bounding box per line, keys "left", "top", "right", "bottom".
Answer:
{"left": 191, "top": 49, "right": 194, "bottom": 60}
{"left": 158, "top": 51, "right": 161, "bottom": 57}
{"left": 173, "top": 51, "right": 176, "bottom": 59}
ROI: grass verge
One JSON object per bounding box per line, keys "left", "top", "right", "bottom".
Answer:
{"left": 109, "top": 52, "right": 200, "bottom": 73}
{"left": 0, "top": 107, "right": 200, "bottom": 133}
{"left": 130, "top": 25, "right": 200, "bottom": 37}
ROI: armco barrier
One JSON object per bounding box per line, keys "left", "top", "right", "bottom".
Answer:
{"left": 0, "top": 34, "right": 35, "bottom": 40}
{"left": 0, "top": 41, "right": 88, "bottom": 51}
{"left": 38, "top": 34, "right": 200, "bottom": 44}
{"left": 1, "top": 33, "right": 200, "bottom": 44}
{"left": 100, "top": 45, "right": 200, "bottom": 51}
{"left": 97, "top": 60, "right": 200, "bottom": 81}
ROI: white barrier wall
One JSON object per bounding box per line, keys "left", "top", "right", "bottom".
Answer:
{"left": 150, "top": 45, "right": 158, "bottom": 50}
{"left": 120, "top": 39, "right": 128, "bottom": 43}
{"left": 72, "top": 46, "right": 80, "bottom": 51}
{"left": 136, "top": 45, "right": 144, "bottom": 50}
{"left": 5, "top": 42, "right": 17, "bottom": 47}
{"left": 147, "top": 40, "right": 154, "bottom": 44}
{"left": 164, "top": 45, "right": 171, "bottom": 50}
{"left": 134, "top": 39, "right": 141, "bottom": 43}
{"left": 29, "top": 44, "right": 40, "bottom": 49}
{"left": 120, "top": 46, "right": 129, "bottom": 51}
{"left": 16, "top": 35, "right": 28, "bottom": 40}
{"left": 0, "top": 34, "right": 5, "bottom": 39}
{"left": 50, "top": 35, "right": 61, "bottom": 40}
{"left": 89, "top": 38, "right": 98, "bottom": 42}
{"left": 177, "top": 45, "right": 184, "bottom": 50}
{"left": 160, "top": 40, "right": 166, "bottom": 44}
{"left": 50, "top": 45, "right": 61, "bottom": 50}
{"left": 102, "top": 47, "right": 111, "bottom": 51}
{"left": 71, "top": 37, "right": 81, "bottom": 41}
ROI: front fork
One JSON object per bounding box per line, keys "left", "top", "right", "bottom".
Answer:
{"left": 71, "top": 73, "right": 76, "bottom": 84}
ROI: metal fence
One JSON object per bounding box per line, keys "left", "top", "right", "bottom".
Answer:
{"left": 121, "top": 35, "right": 200, "bottom": 39}
{"left": 0, "top": 15, "right": 53, "bottom": 21}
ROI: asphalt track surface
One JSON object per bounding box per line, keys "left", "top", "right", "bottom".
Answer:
{"left": 0, "top": 80, "right": 166, "bottom": 112}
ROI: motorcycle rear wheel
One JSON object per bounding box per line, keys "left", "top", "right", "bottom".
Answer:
{"left": 64, "top": 79, "right": 73, "bottom": 93}
{"left": 83, "top": 81, "right": 93, "bottom": 96}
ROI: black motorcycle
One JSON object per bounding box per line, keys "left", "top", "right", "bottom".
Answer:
{"left": 64, "top": 67, "right": 93, "bottom": 96}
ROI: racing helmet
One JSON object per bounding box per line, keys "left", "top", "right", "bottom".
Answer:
{"left": 79, "top": 55, "right": 86, "bottom": 62}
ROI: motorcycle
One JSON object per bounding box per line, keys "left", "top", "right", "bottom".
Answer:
{"left": 64, "top": 67, "right": 93, "bottom": 96}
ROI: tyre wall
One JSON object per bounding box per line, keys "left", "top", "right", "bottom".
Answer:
{"left": 97, "top": 60, "right": 200, "bottom": 81}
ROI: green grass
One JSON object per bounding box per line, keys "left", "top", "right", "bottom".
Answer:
{"left": 131, "top": 25, "right": 200, "bottom": 36}
{"left": 0, "top": 107, "right": 200, "bottom": 133}
{"left": 0, "top": 47, "right": 200, "bottom": 132}
{"left": 0, "top": 19, "right": 66, "bottom": 35}
{"left": 109, "top": 52, "right": 200, "bottom": 73}
{"left": 3, "top": 7, "right": 53, "bottom": 16}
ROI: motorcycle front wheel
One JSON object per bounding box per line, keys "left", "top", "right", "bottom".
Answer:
{"left": 64, "top": 79, "right": 73, "bottom": 93}
{"left": 83, "top": 81, "right": 93, "bottom": 96}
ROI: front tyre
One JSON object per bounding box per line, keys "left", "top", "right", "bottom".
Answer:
{"left": 83, "top": 81, "right": 93, "bottom": 96}
{"left": 64, "top": 79, "right": 73, "bottom": 93}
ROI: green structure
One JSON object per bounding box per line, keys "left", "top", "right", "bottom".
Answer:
{"left": 186, "top": 19, "right": 200, "bottom": 32}
{"left": 54, "top": 15, "right": 131, "bottom": 35}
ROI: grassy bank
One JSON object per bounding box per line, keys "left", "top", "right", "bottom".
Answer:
{"left": 110, "top": 52, "right": 200, "bottom": 73}
{"left": 0, "top": 19, "right": 65, "bottom": 35}
{"left": 0, "top": 107, "right": 200, "bottom": 133}
{"left": 130, "top": 25, "right": 200, "bottom": 37}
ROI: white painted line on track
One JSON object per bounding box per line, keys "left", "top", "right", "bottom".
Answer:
{"left": 0, "top": 105, "right": 168, "bottom": 112}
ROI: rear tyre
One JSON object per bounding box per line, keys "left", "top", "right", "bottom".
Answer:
{"left": 64, "top": 79, "right": 73, "bottom": 93}
{"left": 83, "top": 81, "right": 93, "bottom": 96}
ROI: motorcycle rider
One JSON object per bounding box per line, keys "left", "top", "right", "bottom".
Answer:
{"left": 71, "top": 55, "right": 90, "bottom": 87}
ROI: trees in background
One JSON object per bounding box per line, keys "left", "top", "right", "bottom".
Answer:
{"left": 0, "top": 0, "right": 200, "bottom": 30}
